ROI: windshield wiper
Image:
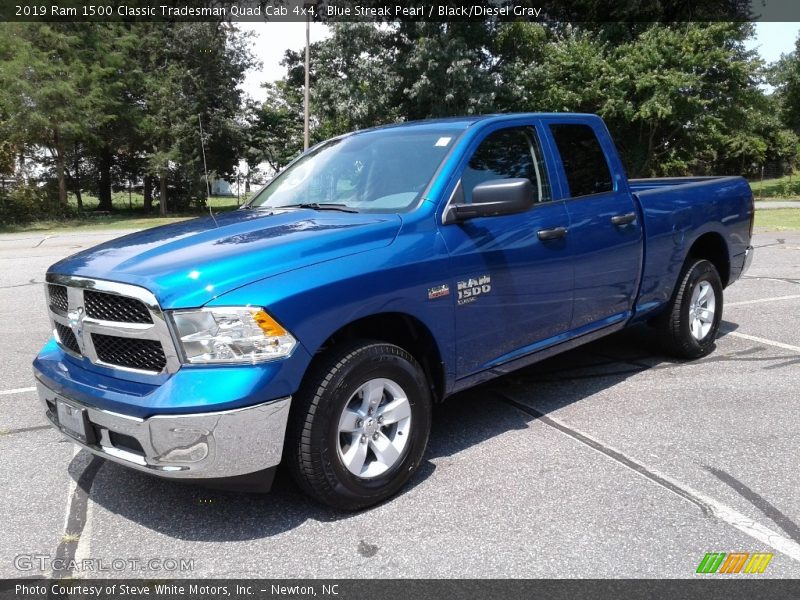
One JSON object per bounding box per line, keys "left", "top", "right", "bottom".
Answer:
{"left": 282, "top": 202, "right": 359, "bottom": 213}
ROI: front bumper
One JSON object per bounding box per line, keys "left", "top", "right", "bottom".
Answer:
{"left": 36, "top": 379, "right": 291, "bottom": 479}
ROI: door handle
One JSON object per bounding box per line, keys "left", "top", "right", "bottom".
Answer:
{"left": 537, "top": 226, "right": 568, "bottom": 241}
{"left": 611, "top": 212, "right": 636, "bottom": 226}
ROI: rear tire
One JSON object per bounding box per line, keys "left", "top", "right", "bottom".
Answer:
{"left": 655, "top": 258, "right": 723, "bottom": 359}
{"left": 286, "top": 340, "right": 432, "bottom": 510}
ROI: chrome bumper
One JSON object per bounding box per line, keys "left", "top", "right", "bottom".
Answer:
{"left": 36, "top": 381, "right": 291, "bottom": 479}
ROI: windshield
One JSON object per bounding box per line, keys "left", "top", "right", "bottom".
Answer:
{"left": 248, "top": 127, "right": 462, "bottom": 213}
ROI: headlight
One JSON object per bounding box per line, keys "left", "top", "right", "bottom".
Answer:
{"left": 170, "top": 307, "right": 297, "bottom": 364}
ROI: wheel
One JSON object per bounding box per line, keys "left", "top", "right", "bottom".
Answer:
{"left": 286, "top": 340, "right": 432, "bottom": 510}
{"left": 656, "top": 258, "right": 723, "bottom": 359}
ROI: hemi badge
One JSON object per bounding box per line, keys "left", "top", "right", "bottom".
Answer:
{"left": 428, "top": 284, "right": 450, "bottom": 300}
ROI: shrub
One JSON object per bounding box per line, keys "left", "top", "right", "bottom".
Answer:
{"left": 0, "top": 185, "right": 40, "bottom": 224}
{"left": 777, "top": 179, "right": 800, "bottom": 198}
{"left": 0, "top": 184, "right": 75, "bottom": 225}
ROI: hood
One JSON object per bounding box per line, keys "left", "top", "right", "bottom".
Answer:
{"left": 49, "top": 209, "right": 402, "bottom": 308}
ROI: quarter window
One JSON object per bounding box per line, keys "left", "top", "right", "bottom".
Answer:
{"left": 461, "top": 127, "right": 551, "bottom": 204}
{"left": 549, "top": 124, "right": 613, "bottom": 197}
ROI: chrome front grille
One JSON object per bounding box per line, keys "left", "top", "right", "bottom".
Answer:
{"left": 54, "top": 321, "right": 81, "bottom": 354}
{"left": 48, "top": 284, "right": 68, "bottom": 313}
{"left": 92, "top": 333, "right": 167, "bottom": 372}
{"left": 45, "top": 275, "right": 180, "bottom": 375}
{"left": 84, "top": 289, "right": 153, "bottom": 324}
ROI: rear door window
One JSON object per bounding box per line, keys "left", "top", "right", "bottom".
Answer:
{"left": 549, "top": 124, "right": 613, "bottom": 197}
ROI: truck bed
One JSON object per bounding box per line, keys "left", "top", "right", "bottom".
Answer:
{"left": 629, "top": 175, "right": 753, "bottom": 319}
{"left": 628, "top": 175, "right": 731, "bottom": 194}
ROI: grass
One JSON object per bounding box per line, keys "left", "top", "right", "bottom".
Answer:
{"left": 749, "top": 175, "right": 800, "bottom": 201}
{"left": 0, "top": 191, "right": 252, "bottom": 233}
{"left": 67, "top": 192, "right": 249, "bottom": 213}
{"left": 5, "top": 190, "right": 800, "bottom": 234}
{"left": 75, "top": 190, "right": 131, "bottom": 211}
{"left": 1, "top": 215, "right": 197, "bottom": 233}
{"left": 754, "top": 208, "right": 800, "bottom": 231}
{"left": 69, "top": 191, "right": 248, "bottom": 212}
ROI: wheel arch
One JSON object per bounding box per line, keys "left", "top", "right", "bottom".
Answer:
{"left": 314, "top": 312, "right": 447, "bottom": 403}
{"left": 686, "top": 231, "right": 731, "bottom": 287}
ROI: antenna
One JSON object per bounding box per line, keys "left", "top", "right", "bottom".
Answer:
{"left": 198, "top": 115, "right": 218, "bottom": 227}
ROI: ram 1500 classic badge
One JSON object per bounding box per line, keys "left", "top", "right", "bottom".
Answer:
{"left": 457, "top": 275, "right": 491, "bottom": 305}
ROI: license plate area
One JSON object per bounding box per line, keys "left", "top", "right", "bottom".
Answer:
{"left": 56, "top": 398, "right": 91, "bottom": 443}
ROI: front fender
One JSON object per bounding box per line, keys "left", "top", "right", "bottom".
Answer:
{"left": 208, "top": 224, "right": 456, "bottom": 396}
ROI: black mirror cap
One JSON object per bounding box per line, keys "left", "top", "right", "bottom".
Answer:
{"left": 444, "top": 178, "right": 534, "bottom": 224}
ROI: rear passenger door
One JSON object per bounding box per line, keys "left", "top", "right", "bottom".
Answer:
{"left": 545, "top": 119, "right": 643, "bottom": 330}
{"left": 439, "top": 123, "right": 573, "bottom": 378}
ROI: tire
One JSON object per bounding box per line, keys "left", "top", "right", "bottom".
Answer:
{"left": 286, "top": 340, "right": 432, "bottom": 510}
{"left": 655, "top": 258, "right": 723, "bottom": 359}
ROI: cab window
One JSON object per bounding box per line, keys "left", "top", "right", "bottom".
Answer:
{"left": 461, "top": 127, "right": 551, "bottom": 204}
{"left": 549, "top": 124, "right": 613, "bottom": 197}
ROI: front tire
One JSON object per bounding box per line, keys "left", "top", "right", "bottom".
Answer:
{"left": 656, "top": 258, "right": 723, "bottom": 359}
{"left": 286, "top": 340, "right": 432, "bottom": 510}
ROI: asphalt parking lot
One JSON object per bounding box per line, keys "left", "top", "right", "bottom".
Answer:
{"left": 1, "top": 228, "right": 799, "bottom": 579}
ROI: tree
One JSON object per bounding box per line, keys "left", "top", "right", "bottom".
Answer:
{"left": 0, "top": 18, "right": 793, "bottom": 221}
{"left": 138, "top": 22, "right": 254, "bottom": 213}
{"left": 499, "top": 25, "right": 609, "bottom": 114}
{"left": 769, "top": 36, "right": 800, "bottom": 133}
{"left": 78, "top": 24, "right": 149, "bottom": 211}
{"left": 601, "top": 23, "right": 767, "bottom": 175}
{"left": 0, "top": 110, "right": 16, "bottom": 177}
{"left": 276, "top": 22, "right": 499, "bottom": 138}
{"left": 0, "top": 24, "right": 89, "bottom": 206}
{"left": 277, "top": 23, "right": 401, "bottom": 142}
{"left": 0, "top": 21, "right": 256, "bottom": 216}
{"left": 393, "top": 22, "right": 499, "bottom": 119}
{"left": 242, "top": 85, "right": 303, "bottom": 177}
{"left": 271, "top": 21, "right": 785, "bottom": 177}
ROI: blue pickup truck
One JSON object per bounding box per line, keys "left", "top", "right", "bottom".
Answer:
{"left": 34, "top": 113, "right": 753, "bottom": 509}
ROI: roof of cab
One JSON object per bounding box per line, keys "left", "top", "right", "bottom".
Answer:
{"left": 351, "top": 112, "right": 600, "bottom": 135}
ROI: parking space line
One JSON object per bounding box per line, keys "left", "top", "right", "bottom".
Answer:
{"left": 32, "top": 235, "right": 52, "bottom": 248}
{"left": 54, "top": 455, "right": 103, "bottom": 578}
{"left": 0, "top": 386, "right": 36, "bottom": 396}
{"left": 1, "top": 424, "right": 50, "bottom": 436}
{"left": 742, "top": 276, "right": 800, "bottom": 287}
{"left": 726, "top": 331, "right": 800, "bottom": 354}
{"left": 497, "top": 393, "right": 800, "bottom": 564}
{"left": 727, "top": 294, "right": 800, "bottom": 307}
{"left": 0, "top": 279, "right": 41, "bottom": 289}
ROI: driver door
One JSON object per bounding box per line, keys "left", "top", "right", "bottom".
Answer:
{"left": 439, "top": 123, "right": 574, "bottom": 379}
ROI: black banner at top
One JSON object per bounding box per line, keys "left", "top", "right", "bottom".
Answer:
{"left": 0, "top": 0, "right": 799, "bottom": 23}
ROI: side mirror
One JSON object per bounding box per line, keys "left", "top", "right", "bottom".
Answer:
{"left": 444, "top": 178, "right": 534, "bottom": 224}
